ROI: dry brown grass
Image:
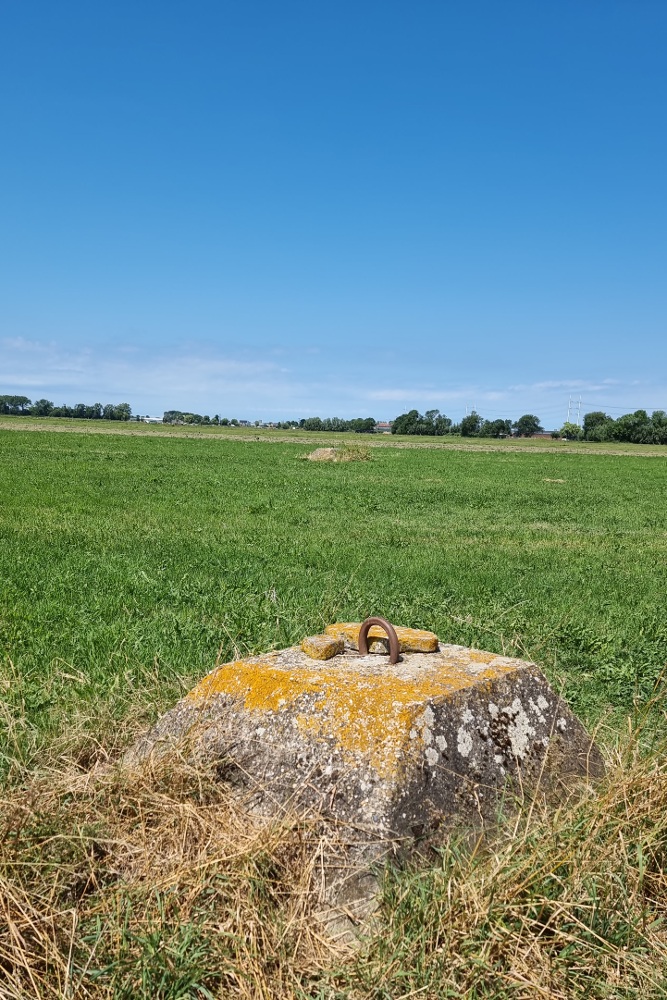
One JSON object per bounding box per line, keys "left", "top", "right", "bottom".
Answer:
{"left": 2, "top": 714, "right": 667, "bottom": 998}
{"left": 0, "top": 749, "right": 342, "bottom": 999}
{"left": 352, "top": 727, "right": 667, "bottom": 998}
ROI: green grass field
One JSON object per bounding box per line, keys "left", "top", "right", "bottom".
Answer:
{"left": 2, "top": 426, "right": 667, "bottom": 997}
{"left": 2, "top": 425, "right": 667, "bottom": 767}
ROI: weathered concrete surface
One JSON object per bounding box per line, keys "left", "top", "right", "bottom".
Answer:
{"left": 134, "top": 629, "right": 603, "bottom": 855}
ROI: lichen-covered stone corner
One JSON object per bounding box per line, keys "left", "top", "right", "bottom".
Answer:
{"left": 132, "top": 632, "right": 604, "bottom": 849}
{"left": 301, "top": 634, "right": 344, "bottom": 660}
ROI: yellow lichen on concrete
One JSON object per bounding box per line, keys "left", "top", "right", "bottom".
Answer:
{"left": 467, "top": 649, "right": 495, "bottom": 664}
{"left": 325, "top": 622, "right": 439, "bottom": 653}
{"left": 301, "top": 634, "right": 344, "bottom": 660}
{"left": 185, "top": 657, "right": 322, "bottom": 712}
{"left": 185, "top": 651, "right": 518, "bottom": 779}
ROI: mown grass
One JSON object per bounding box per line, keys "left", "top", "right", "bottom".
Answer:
{"left": 2, "top": 428, "right": 667, "bottom": 997}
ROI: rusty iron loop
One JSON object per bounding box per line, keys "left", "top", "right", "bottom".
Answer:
{"left": 358, "top": 617, "right": 400, "bottom": 664}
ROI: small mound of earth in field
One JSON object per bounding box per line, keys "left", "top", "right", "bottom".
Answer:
{"left": 306, "top": 445, "right": 371, "bottom": 462}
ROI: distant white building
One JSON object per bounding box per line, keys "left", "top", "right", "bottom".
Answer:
{"left": 142, "top": 416, "right": 163, "bottom": 424}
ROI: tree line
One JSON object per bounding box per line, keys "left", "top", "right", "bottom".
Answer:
{"left": 390, "top": 409, "right": 542, "bottom": 437}
{"left": 4, "top": 395, "right": 667, "bottom": 444}
{"left": 0, "top": 396, "right": 132, "bottom": 420}
{"left": 560, "top": 410, "right": 667, "bottom": 444}
{"left": 162, "top": 412, "right": 377, "bottom": 431}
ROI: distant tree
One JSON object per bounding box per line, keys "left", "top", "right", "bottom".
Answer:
{"left": 391, "top": 409, "right": 451, "bottom": 436}
{"left": 0, "top": 395, "right": 32, "bottom": 414}
{"left": 433, "top": 414, "right": 453, "bottom": 435}
{"left": 583, "top": 411, "right": 610, "bottom": 439}
{"left": 348, "top": 417, "right": 376, "bottom": 433}
{"left": 480, "top": 418, "right": 512, "bottom": 438}
{"left": 31, "top": 398, "right": 54, "bottom": 417}
{"left": 460, "top": 411, "right": 483, "bottom": 437}
{"left": 559, "top": 421, "right": 583, "bottom": 440}
{"left": 586, "top": 417, "right": 615, "bottom": 442}
{"left": 514, "top": 414, "right": 542, "bottom": 437}
{"left": 651, "top": 410, "right": 667, "bottom": 444}
{"left": 391, "top": 410, "right": 419, "bottom": 435}
{"left": 611, "top": 410, "right": 653, "bottom": 444}
{"left": 115, "top": 403, "right": 132, "bottom": 421}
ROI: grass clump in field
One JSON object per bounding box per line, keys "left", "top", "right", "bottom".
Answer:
{"left": 306, "top": 443, "right": 372, "bottom": 462}
{"left": 1, "top": 711, "right": 667, "bottom": 998}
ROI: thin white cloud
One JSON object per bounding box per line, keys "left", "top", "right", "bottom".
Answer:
{"left": 509, "top": 379, "right": 614, "bottom": 392}
{"left": 1, "top": 336, "right": 54, "bottom": 353}
{"left": 2, "top": 337, "right": 666, "bottom": 421}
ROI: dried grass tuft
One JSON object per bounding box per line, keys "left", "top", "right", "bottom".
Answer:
{"left": 2, "top": 713, "right": 667, "bottom": 998}
{"left": 0, "top": 747, "right": 343, "bottom": 999}
{"left": 306, "top": 444, "right": 372, "bottom": 463}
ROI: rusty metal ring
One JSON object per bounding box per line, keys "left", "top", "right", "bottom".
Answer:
{"left": 358, "top": 617, "right": 400, "bottom": 664}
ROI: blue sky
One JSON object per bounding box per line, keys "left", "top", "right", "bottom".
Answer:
{"left": 1, "top": 1, "right": 666, "bottom": 425}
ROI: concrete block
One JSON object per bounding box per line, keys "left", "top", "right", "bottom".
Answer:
{"left": 136, "top": 627, "right": 602, "bottom": 836}
{"left": 132, "top": 623, "right": 603, "bottom": 932}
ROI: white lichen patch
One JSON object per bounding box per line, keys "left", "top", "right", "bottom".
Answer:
{"left": 503, "top": 697, "right": 535, "bottom": 760}
{"left": 457, "top": 727, "right": 473, "bottom": 757}
{"left": 488, "top": 702, "right": 499, "bottom": 719}
{"left": 436, "top": 734, "right": 447, "bottom": 751}
{"left": 537, "top": 695, "right": 549, "bottom": 711}
{"left": 528, "top": 698, "right": 546, "bottom": 724}
{"left": 420, "top": 705, "right": 435, "bottom": 727}
{"left": 425, "top": 747, "right": 439, "bottom": 766}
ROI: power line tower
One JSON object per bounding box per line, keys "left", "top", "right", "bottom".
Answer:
{"left": 567, "top": 395, "right": 583, "bottom": 427}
